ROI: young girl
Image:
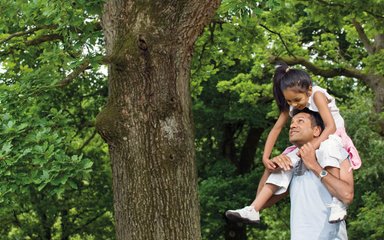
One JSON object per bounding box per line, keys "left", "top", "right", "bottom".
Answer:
{"left": 225, "top": 61, "right": 361, "bottom": 224}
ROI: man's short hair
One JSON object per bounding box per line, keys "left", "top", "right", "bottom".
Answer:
{"left": 291, "top": 108, "right": 325, "bottom": 131}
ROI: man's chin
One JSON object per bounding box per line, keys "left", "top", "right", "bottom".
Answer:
{"left": 289, "top": 138, "right": 299, "bottom": 145}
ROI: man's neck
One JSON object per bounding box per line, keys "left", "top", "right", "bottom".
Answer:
{"left": 291, "top": 142, "right": 303, "bottom": 148}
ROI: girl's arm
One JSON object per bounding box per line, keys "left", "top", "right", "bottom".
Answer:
{"left": 262, "top": 111, "right": 289, "bottom": 170}
{"left": 311, "top": 91, "right": 336, "bottom": 149}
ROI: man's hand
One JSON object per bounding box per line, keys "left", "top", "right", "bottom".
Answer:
{"left": 270, "top": 154, "right": 292, "bottom": 171}
{"left": 298, "top": 143, "right": 320, "bottom": 172}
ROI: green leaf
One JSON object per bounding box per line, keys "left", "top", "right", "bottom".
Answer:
{"left": 1, "top": 142, "right": 12, "bottom": 155}
{"left": 68, "top": 180, "right": 78, "bottom": 190}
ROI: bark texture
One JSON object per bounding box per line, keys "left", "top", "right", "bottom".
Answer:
{"left": 96, "top": 1, "right": 220, "bottom": 239}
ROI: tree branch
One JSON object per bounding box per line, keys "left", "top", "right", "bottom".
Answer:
{"left": 0, "top": 25, "right": 57, "bottom": 45}
{"left": 26, "top": 34, "right": 64, "bottom": 46}
{"left": 363, "top": 9, "right": 384, "bottom": 20}
{"left": 77, "top": 130, "right": 97, "bottom": 152}
{"left": 12, "top": 211, "right": 22, "bottom": 228}
{"left": 374, "top": 34, "right": 384, "bottom": 51}
{"left": 1, "top": 23, "right": 102, "bottom": 45}
{"left": 0, "top": 33, "right": 63, "bottom": 57}
{"left": 310, "top": 1, "right": 384, "bottom": 54}
{"left": 270, "top": 55, "right": 367, "bottom": 80}
{"left": 351, "top": 19, "right": 375, "bottom": 54}
{"left": 57, "top": 60, "right": 91, "bottom": 87}
{"left": 68, "top": 210, "right": 108, "bottom": 236}
{"left": 314, "top": 0, "right": 343, "bottom": 8}
{"left": 259, "top": 23, "right": 295, "bottom": 57}
{"left": 314, "top": 0, "right": 384, "bottom": 19}
{"left": 195, "top": 21, "right": 216, "bottom": 73}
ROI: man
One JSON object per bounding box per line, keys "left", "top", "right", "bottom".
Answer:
{"left": 226, "top": 108, "right": 354, "bottom": 239}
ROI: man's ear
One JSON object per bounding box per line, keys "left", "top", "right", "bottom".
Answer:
{"left": 313, "top": 126, "right": 322, "bottom": 137}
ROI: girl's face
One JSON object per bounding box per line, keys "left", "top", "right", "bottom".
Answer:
{"left": 283, "top": 87, "right": 312, "bottom": 110}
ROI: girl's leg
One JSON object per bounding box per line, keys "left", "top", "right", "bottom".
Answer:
{"left": 251, "top": 183, "right": 278, "bottom": 211}
{"left": 256, "top": 168, "right": 271, "bottom": 195}
{"left": 225, "top": 169, "right": 281, "bottom": 224}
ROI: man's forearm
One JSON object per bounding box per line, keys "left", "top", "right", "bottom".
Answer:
{"left": 311, "top": 160, "right": 354, "bottom": 205}
{"left": 321, "top": 160, "right": 354, "bottom": 205}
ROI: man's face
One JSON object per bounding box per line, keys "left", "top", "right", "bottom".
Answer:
{"left": 289, "top": 112, "right": 320, "bottom": 147}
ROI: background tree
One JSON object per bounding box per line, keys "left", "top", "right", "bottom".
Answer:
{"left": 95, "top": 1, "right": 220, "bottom": 239}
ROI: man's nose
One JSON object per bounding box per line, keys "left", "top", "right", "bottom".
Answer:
{"left": 291, "top": 102, "right": 297, "bottom": 107}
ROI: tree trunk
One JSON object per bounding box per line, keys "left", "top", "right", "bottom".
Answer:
{"left": 30, "top": 189, "right": 53, "bottom": 240}
{"left": 221, "top": 123, "right": 241, "bottom": 167}
{"left": 238, "top": 127, "right": 263, "bottom": 174}
{"left": 221, "top": 124, "right": 264, "bottom": 174}
{"left": 60, "top": 209, "right": 70, "bottom": 240}
{"left": 96, "top": 1, "right": 220, "bottom": 239}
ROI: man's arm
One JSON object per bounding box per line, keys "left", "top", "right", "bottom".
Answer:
{"left": 299, "top": 143, "right": 354, "bottom": 205}
{"left": 320, "top": 160, "right": 354, "bottom": 204}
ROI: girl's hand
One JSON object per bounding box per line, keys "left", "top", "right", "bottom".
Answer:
{"left": 270, "top": 154, "right": 293, "bottom": 171}
{"left": 262, "top": 158, "right": 277, "bottom": 172}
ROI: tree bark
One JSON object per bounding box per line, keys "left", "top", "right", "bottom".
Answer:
{"left": 96, "top": 1, "right": 220, "bottom": 239}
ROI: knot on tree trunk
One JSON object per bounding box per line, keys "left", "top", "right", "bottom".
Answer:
{"left": 138, "top": 35, "right": 148, "bottom": 51}
{"left": 95, "top": 104, "right": 127, "bottom": 145}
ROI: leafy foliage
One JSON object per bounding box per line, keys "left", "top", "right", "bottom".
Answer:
{"left": 1, "top": 0, "right": 383, "bottom": 239}
{"left": 0, "top": 0, "right": 114, "bottom": 238}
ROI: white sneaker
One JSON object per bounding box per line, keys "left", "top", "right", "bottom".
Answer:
{"left": 328, "top": 197, "right": 347, "bottom": 223}
{"left": 225, "top": 206, "right": 260, "bottom": 225}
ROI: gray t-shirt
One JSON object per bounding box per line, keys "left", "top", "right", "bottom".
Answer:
{"left": 289, "top": 161, "right": 348, "bottom": 240}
